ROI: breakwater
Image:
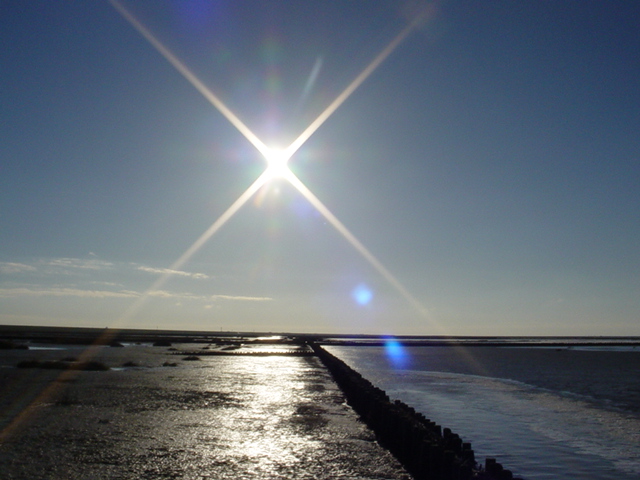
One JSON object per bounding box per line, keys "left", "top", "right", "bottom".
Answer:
{"left": 312, "top": 344, "right": 521, "bottom": 480}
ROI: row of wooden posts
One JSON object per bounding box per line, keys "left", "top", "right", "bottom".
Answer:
{"left": 311, "top": 344, "right": 522, "bottom": 480}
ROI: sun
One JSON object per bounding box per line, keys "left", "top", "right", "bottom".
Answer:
{"left": 111, "top": 0, "right": 430, "bottom": 321}
{"left": 263, "top": 147, "right": 292, "bottom": 179}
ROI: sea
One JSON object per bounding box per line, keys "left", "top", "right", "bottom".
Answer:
{"left": 326, "top": 343, "right": 640, "bottom": 480}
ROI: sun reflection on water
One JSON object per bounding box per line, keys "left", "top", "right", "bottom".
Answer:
{"left": 0, "top": 346, "right": 408, "bottom": 478}
{"left": 206, "top": 357, "right": 319, "bottom": 476}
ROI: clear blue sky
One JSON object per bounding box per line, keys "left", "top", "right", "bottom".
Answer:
{"left": 2, "top": 1, "right": 639, "bottom": 335}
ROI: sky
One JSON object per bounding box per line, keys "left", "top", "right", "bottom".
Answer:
{"left": 1, "top": 1, "right": 639, "bottom": 336}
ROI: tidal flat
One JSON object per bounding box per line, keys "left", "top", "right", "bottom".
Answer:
{"left": 0, "top": 344, "right": 409, "bottom": 479}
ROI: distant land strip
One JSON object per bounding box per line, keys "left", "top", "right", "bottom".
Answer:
{"left": 1, "top": 325, "right": 639, "bottom": 348}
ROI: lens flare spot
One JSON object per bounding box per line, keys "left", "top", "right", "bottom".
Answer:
{"left": 384, "top": 339, "right": 409, "bottom": 369}
{"left": 352, "top": 284, "right": 373, "bottom": 306}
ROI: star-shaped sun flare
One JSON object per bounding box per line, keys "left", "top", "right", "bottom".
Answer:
{"left": 263, "top": 148, "right": 292, "bottom": 180}
{"left": 110, "top": 0, "right": 432, "bottom": 323}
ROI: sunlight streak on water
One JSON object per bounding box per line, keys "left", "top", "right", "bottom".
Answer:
{"left": 0, "top": 347, "right": 408, "bottom": 478}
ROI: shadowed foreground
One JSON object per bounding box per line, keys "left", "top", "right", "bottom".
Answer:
{"left": 0, "top": 344, "right": 409, "bottom": 479}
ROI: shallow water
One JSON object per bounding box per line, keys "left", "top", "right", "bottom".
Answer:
{"left": 0, "top": 345, "right": 408, "bottom": 479}
{"left": 328, "top": 345, "right": 640, "bottom": 480}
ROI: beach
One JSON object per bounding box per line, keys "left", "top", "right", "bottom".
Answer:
{"left": 4, "top": 334, "right": 640, "bottom": 479}
{"left": 0, "top": 343, "right": 409, "bottom": 479}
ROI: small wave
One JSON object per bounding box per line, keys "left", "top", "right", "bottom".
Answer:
{"left": 330, "top": 347, "right": 640, "bottom": 480}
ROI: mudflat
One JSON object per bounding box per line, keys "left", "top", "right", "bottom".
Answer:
{"left": 0, "top": 344, "right": 409, "bottom": 479}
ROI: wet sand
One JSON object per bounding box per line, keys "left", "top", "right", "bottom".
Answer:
{"left": 0, "top": 345, "right": 409, "bottom": 479}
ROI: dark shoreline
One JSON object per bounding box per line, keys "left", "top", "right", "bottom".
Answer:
{"left": 4, "top": 326, "right": 638, "bottom": 478}
{"left": 1, "top": 324, "right": 639, "bottom": 348}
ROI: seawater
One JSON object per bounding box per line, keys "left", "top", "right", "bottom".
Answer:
{"left": 327, "top": 345, "right": 640, "bottom": 480}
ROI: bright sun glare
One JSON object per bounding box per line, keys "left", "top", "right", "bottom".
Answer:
{"left": 110, "top": 0, "right": 432, "bottom": 326}
{"left": 264, "top": 148, "right": 291, "bottom": 179}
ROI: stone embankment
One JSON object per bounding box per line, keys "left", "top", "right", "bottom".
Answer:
{"left": 312, "top": 344, "right": 522, "bottom": 480}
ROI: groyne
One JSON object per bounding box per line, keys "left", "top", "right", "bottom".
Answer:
{"left": 312, "top": 344, "right": 522, "bottom": 480}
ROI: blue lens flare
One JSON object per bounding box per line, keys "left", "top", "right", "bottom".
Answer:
{"left": 351, "top": 284, "right": 373, "bottom": 306}
{"left": 384, "top": 339, "right": 409, "bottom": 369}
